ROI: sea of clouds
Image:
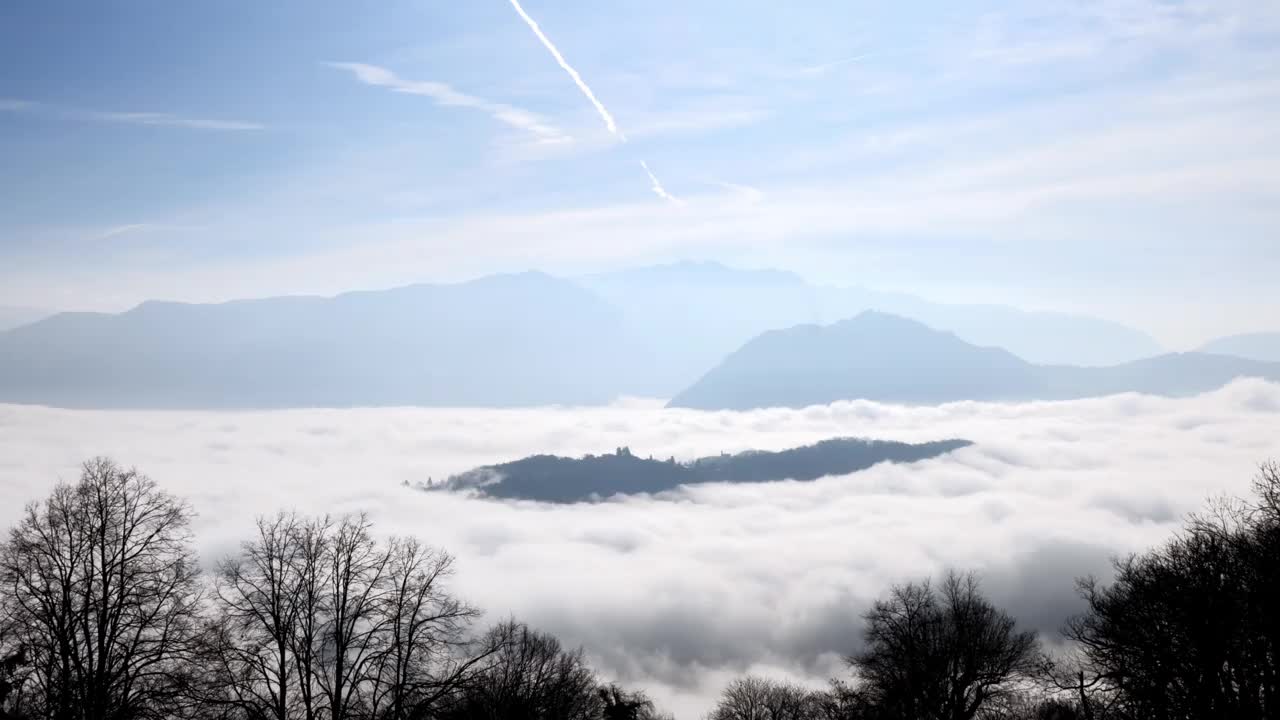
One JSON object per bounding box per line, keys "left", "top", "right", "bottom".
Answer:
{"left": 2, "top": 380, "right": 1278, "bottom": 717}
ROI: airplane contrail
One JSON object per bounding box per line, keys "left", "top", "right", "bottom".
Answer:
{"left": 507, "top": 0, "right": 684, "bottom": 204}
{"left": 640, "top": 161, "right": 681, "bottom": 204}
{"left": 507, "top": 0, "right": 623, "bottom": 140}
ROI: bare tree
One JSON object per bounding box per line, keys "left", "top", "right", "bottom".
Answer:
{"left": 1035, "top": 649, "right": 1122, "bottom": 720}
{"left": 597, "top": 683, "right": 669, "bottom": 720}
{"left": 202, "top": 512, "right": 486, "bottom": 720}
{"left": 310, "top": 514, "right": 389, "bottom": 718}
{"left": 1063, "top": 462, "right": 1280, "bottom": 719}
{"left": 364, "top": 538, "right": 483, "bottom": 720}
{"left": 708, "top": 676, "right": 824, "bottom": 720}
{"left": 198, "top": 513, "right": 306, "bottom": 719}
{"left": 809, "top": 679, "right": 873, "bottom": 720}
{"left": 0, "top": 458, "right": 204, "bottom": 720}
{"left": 0, "top": 631, "right": 31, "bottom": 719}
{"left": 289, "top": 514, "right": 332, "bottom": 720}
{"left": 440, "top": 620, "right": 600, "bottom": 720}
{"left": 850, "top": 571, "right": 1038, "bottom": 720}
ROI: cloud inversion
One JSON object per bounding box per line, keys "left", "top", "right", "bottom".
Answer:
{"left": 1, "top": 381, "right": 1277, "bottom": 715}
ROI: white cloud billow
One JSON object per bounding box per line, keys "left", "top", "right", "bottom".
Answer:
{"left": 2, "top": 380, "right": 1277, "bottom": 715}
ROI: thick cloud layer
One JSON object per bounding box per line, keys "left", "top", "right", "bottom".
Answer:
{"left": 2, "top": 381, "right": 1277, "bottom": 717}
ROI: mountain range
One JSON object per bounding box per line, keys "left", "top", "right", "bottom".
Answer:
{"left": 668, "top": 311, "right": 1280, "bottom": 410}
{"left": 579, "top": 262, "right": 1163, "bottom": 385}
{"left": 0, "top": 262, "right": 1273, "bottom": 409}
{"left": 0, "top": 273, "right": 632, "bottom": 408}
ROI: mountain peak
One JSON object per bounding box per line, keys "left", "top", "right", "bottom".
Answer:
{"left": 668, "top": 314, "right": 1280, "bottom": 411}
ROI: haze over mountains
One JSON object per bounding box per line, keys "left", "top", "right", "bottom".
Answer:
{"left": 580, "top": 262, "right": 1162, "bottom": 379}
{"left": 0, "top": 261, "right": 1272, "bottom": 410}
{"left": 0, "top": 273, "right": 632, "bottom": 408}
{"left": 669, "top": 312, "right": 1280, "bottom": 410}
{"left": 1198, "top": 333, "right": 1280, "bottom": 363}
{"left": 0, "top": 305, "right": 47, "bottom": 332}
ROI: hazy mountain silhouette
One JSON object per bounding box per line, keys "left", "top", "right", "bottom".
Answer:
{"left": 0, "top": 305, "right": 48, "bottom": 332}
{"left": 433, "top": 436, "right": 972, "bottom": 503}
{"left": 821, "top": 288, "right": 1163, "bottom": 367}
{"left": 579, "top": 261, "right": 819, "bottom": 395}
{"left": 582, "top": 261, "right": 1162, "bottom": 377}
{"left": 668, "top": 311, "right": 1280, "bottom": 410}
{"left": 1198, "top": 332, "right": 1280, "bottom": 362}
{"left": 0, "top": 263, "right": 1171, "bottom": 409}
{"left": 0, "top": 272, "right": 633, "bottom": 408}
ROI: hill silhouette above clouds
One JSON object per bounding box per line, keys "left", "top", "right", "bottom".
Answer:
{"left": 0, "top": 263, "right": 1253, "bottom": 410}
{"left": 433, "top": 436, "right": 972, "bottom": 503}
{"left": 668, "top": 311, "right": 1280, "bottom": 410}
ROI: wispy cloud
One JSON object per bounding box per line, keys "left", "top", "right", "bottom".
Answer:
{"left": 328, "top": 62, "right": 570, "bottom": 146}
{"left": 93, "top": 111, "right": 263, "bottom": 131}
{"left": 92, "top": 224, "right": 152, "bottom": 242}
{"left": 1, "top": 99, "right": 261, "bottom": 130}
{"left": 505, "top": 0, "right": 679, "bottom": 204}
{"left": 707, "top": 180, "right": 765, "bottom": 203}
{"left": 797, "top": 53, "right": 873, "bottom": 76}
{"left": 88, "top": 223, "right": 204, "bottom": 242}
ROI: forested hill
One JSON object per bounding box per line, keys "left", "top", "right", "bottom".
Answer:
{"left": 432, "top": 437, "right": 971, "bottom": 503}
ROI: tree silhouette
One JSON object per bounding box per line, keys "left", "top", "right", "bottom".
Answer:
{"left": 0, "top": 458, "right": 204, "bottom": 720}
{"left": 707, "top": 675, "right": 824, "bottom": 720}
{"left": 199, "top": 512, "right": 488, "bottom": 720}
{"left": 1063, "top": 463, "right": 1280, "bottom": 719}
{"left": 850, "top": 571, "right": 1038, "bottom": 720}
{"left": 2, "top": 456, "right": 1277, "bottom": 720}
{"left": 598, "top": 683, "right": 670, "bottom": 720}
{"left": 438, "top": 620, "right": 600, "bottom": 720}
{"left": 0, "top": 639, "right": 30, "bottom": 718}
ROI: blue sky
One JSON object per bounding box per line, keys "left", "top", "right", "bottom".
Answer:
{"left": 2, "top": 0, "right": 1278, "bottom": 345}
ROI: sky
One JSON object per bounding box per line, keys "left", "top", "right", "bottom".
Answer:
{"left": 2, "top": 379, "right": 1278, "bottom": 716}
{"left": 2, "top": 0, "right": 1279, "bottom": 345}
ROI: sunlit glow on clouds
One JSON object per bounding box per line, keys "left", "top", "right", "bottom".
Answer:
{"left": 2, "top": 380, "right": 1278, "bottom": 715}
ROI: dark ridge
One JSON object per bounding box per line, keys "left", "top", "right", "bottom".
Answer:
{"left": 430, "top": 436, "right": 972, "bottom": 503}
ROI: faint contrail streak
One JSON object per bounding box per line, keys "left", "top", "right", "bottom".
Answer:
{"left": 640, "top": 161, "right": 681, "bottom": 204}
{"left": 507, "top": 0, "right": 623, "bottom": 140}
{"left": 507, "top": 0, "right": 682, "bottom": 203}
